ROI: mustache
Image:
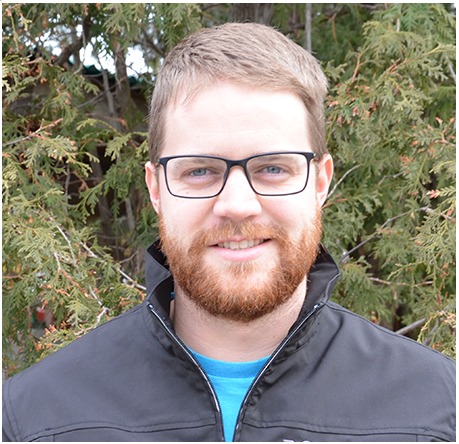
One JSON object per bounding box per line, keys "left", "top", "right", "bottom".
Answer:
{"left": 191, "top": 220, "right": 287, "bottom": 248}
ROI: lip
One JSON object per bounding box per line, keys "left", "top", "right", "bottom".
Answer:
{"left": 209, "top": 238, "right": 271, "bottom": 262}
{"left": 215, "top": 238, "right": 266, "bottom": 250}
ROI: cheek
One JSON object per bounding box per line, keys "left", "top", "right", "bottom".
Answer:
{"left": 159, "top": 197, "right": 212, "bottom": 239}
{"left": 269, "top": 192, "right": 318, "bottom": 228}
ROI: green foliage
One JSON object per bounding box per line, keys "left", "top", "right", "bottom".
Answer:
{"left": 2, "top": 3, "right": 155, "bottom": 375}
{"left": 323, "top": 3, "right": 455, "bottom": 357}
{"left": 2, "top": 3, "right": 455, "bottom": 376}
{"left": 153, "top": 3, "right": 203, "bottom": 50}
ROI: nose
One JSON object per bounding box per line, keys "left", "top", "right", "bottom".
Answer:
{"left": 213, "top": 167, "right": 262, "bottom": 222}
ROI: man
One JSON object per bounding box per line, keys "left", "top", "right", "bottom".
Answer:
{"left": 3, "top": 23, "right": 455, "bottom": 442}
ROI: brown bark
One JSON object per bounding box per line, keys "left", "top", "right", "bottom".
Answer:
{"left": 231, "top": 4, "right": 274, "bottom": 24}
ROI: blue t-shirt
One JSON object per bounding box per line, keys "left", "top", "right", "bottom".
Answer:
{"left": 190, "top": 350, "right": 269, "bottom": 442}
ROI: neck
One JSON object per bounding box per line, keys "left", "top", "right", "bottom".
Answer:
{"left": 172, "top": 279, "right": 307, "bottom": 362}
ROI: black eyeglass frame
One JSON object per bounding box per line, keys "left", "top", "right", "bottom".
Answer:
{"left": 156, "top": 151, "right": 317, "bottom": 199}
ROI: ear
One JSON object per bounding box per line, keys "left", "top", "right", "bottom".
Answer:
{"left": 145, "top": 161, "right": 161, "bottom": 214}
{"left": 315, "top": 154, "right": 334, "bottom": 208}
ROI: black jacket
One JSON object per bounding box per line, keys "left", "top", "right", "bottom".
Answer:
{"left": 3, "top": 242, "right": 456, "bottom": 442}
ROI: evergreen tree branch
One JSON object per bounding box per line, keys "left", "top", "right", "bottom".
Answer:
{"left": 2, "top": 118, "right": 63, "bottom": 148}
{"left": 328, "top": 164, "right": 360, "bottom": 198}
{"left": 339, "top": 206, "right": 431, "bottom": 264}
{"left": 134, "top": 35, "right": 165, "bottom": 58}
{"left": 395, "top": 318, "right": 426, "bottom": 336}
{"left": 369, "top": 277, "right": 433, "bottom": 287}
{"left": 80, "top": 242, "right": 146, "bottom": 292}
{"left": 55, "top": 15, "right": 92, "bottom": 67}
{"left": 96, "top": 307, "right": 109, "bottom": 324}
{"left": 53, "top": 217, "right": 76, "bottom": 264}
{"left": 447, "top": 61, "right": 456, "bottom": 82}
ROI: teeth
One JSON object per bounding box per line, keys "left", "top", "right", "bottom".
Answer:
{"left": 218, "top": 239, "right": 264, "bottom": 250}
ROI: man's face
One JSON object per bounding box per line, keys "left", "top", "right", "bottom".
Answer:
{"left": 146, "top": 82, "right": 333, "bottom": 322}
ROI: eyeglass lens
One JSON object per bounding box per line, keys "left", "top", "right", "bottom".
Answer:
{"left": 163, "top": 152, "right": 312, "bottom": 198}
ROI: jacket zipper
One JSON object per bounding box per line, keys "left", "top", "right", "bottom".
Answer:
{"left": 231, "top": 302, "right": 325, "bottom": 442}
{"left": 147, "top": 303, "right": 226, "bottom": 441}
{"left": 148, "top": 301, "right": 324, "bottom": 442}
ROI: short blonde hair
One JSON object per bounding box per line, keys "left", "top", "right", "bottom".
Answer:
{"left": 149, "top": 22, "right": 328, "bottom": 162}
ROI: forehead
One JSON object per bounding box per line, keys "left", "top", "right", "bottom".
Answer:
{"left": 163, "top": 82, "right": 310, "bottom": 158}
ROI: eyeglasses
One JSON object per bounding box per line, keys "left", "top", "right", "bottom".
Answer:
{"left": 156, "top": 151, "right": 316, "bottom": 199}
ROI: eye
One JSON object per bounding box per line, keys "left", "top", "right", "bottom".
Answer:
{"left": 189, "top": 168, "right": 210, "bottom": 177}
{"left": 263, "top": 165, "right": 283, "bottom": 174}
{"left": 180, "top": 166, "right": 222, "bottom": 185}
{"left": 254, "top": 163, "right": 290, "bottom": 177}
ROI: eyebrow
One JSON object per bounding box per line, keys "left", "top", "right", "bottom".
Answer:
{"left": 175, "top": 151, "right": 284, "bottom": 160}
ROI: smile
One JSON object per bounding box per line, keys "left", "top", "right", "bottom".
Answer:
{"left": 217, "top": 239, "right": 265, "bottom": 250}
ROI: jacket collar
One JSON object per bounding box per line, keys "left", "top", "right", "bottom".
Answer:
{"left": 144, "top": 239, "right": 340, "bottom": 322}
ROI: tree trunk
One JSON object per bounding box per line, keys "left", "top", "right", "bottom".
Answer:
{"left": 111, "top": 32, "right": 132, "bottom": 120}
{"left": 305, "top": 4, "right": 312, "bottom": 53}
{"left": 231, "top": 4, "right": 274, "bottom": 24}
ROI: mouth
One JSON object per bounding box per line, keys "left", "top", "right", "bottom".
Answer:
{"left": 216, "top": 239, "right": 267, "bottom": 250}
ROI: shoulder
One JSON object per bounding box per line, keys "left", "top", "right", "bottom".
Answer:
{"left": 317, "top": 301, "right": 455, "bottom": 438}
{"left": 321, "top": 301, "right": 455, "bottom": 380}
{"left": 289, "top": 301, "right": 456, "bottom": 440}
{"left": 3, "top": 303, "right": 150, "bottom": 441}
{"left": 18, "top": 303, "right": 147, "bottom": 376}
{"left": 324, "top": 301, "right": 455, "bottom": 367}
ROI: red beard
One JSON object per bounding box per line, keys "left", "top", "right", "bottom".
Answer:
{"left": 159, "top": 213, "right": 322, "bottom": 323}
